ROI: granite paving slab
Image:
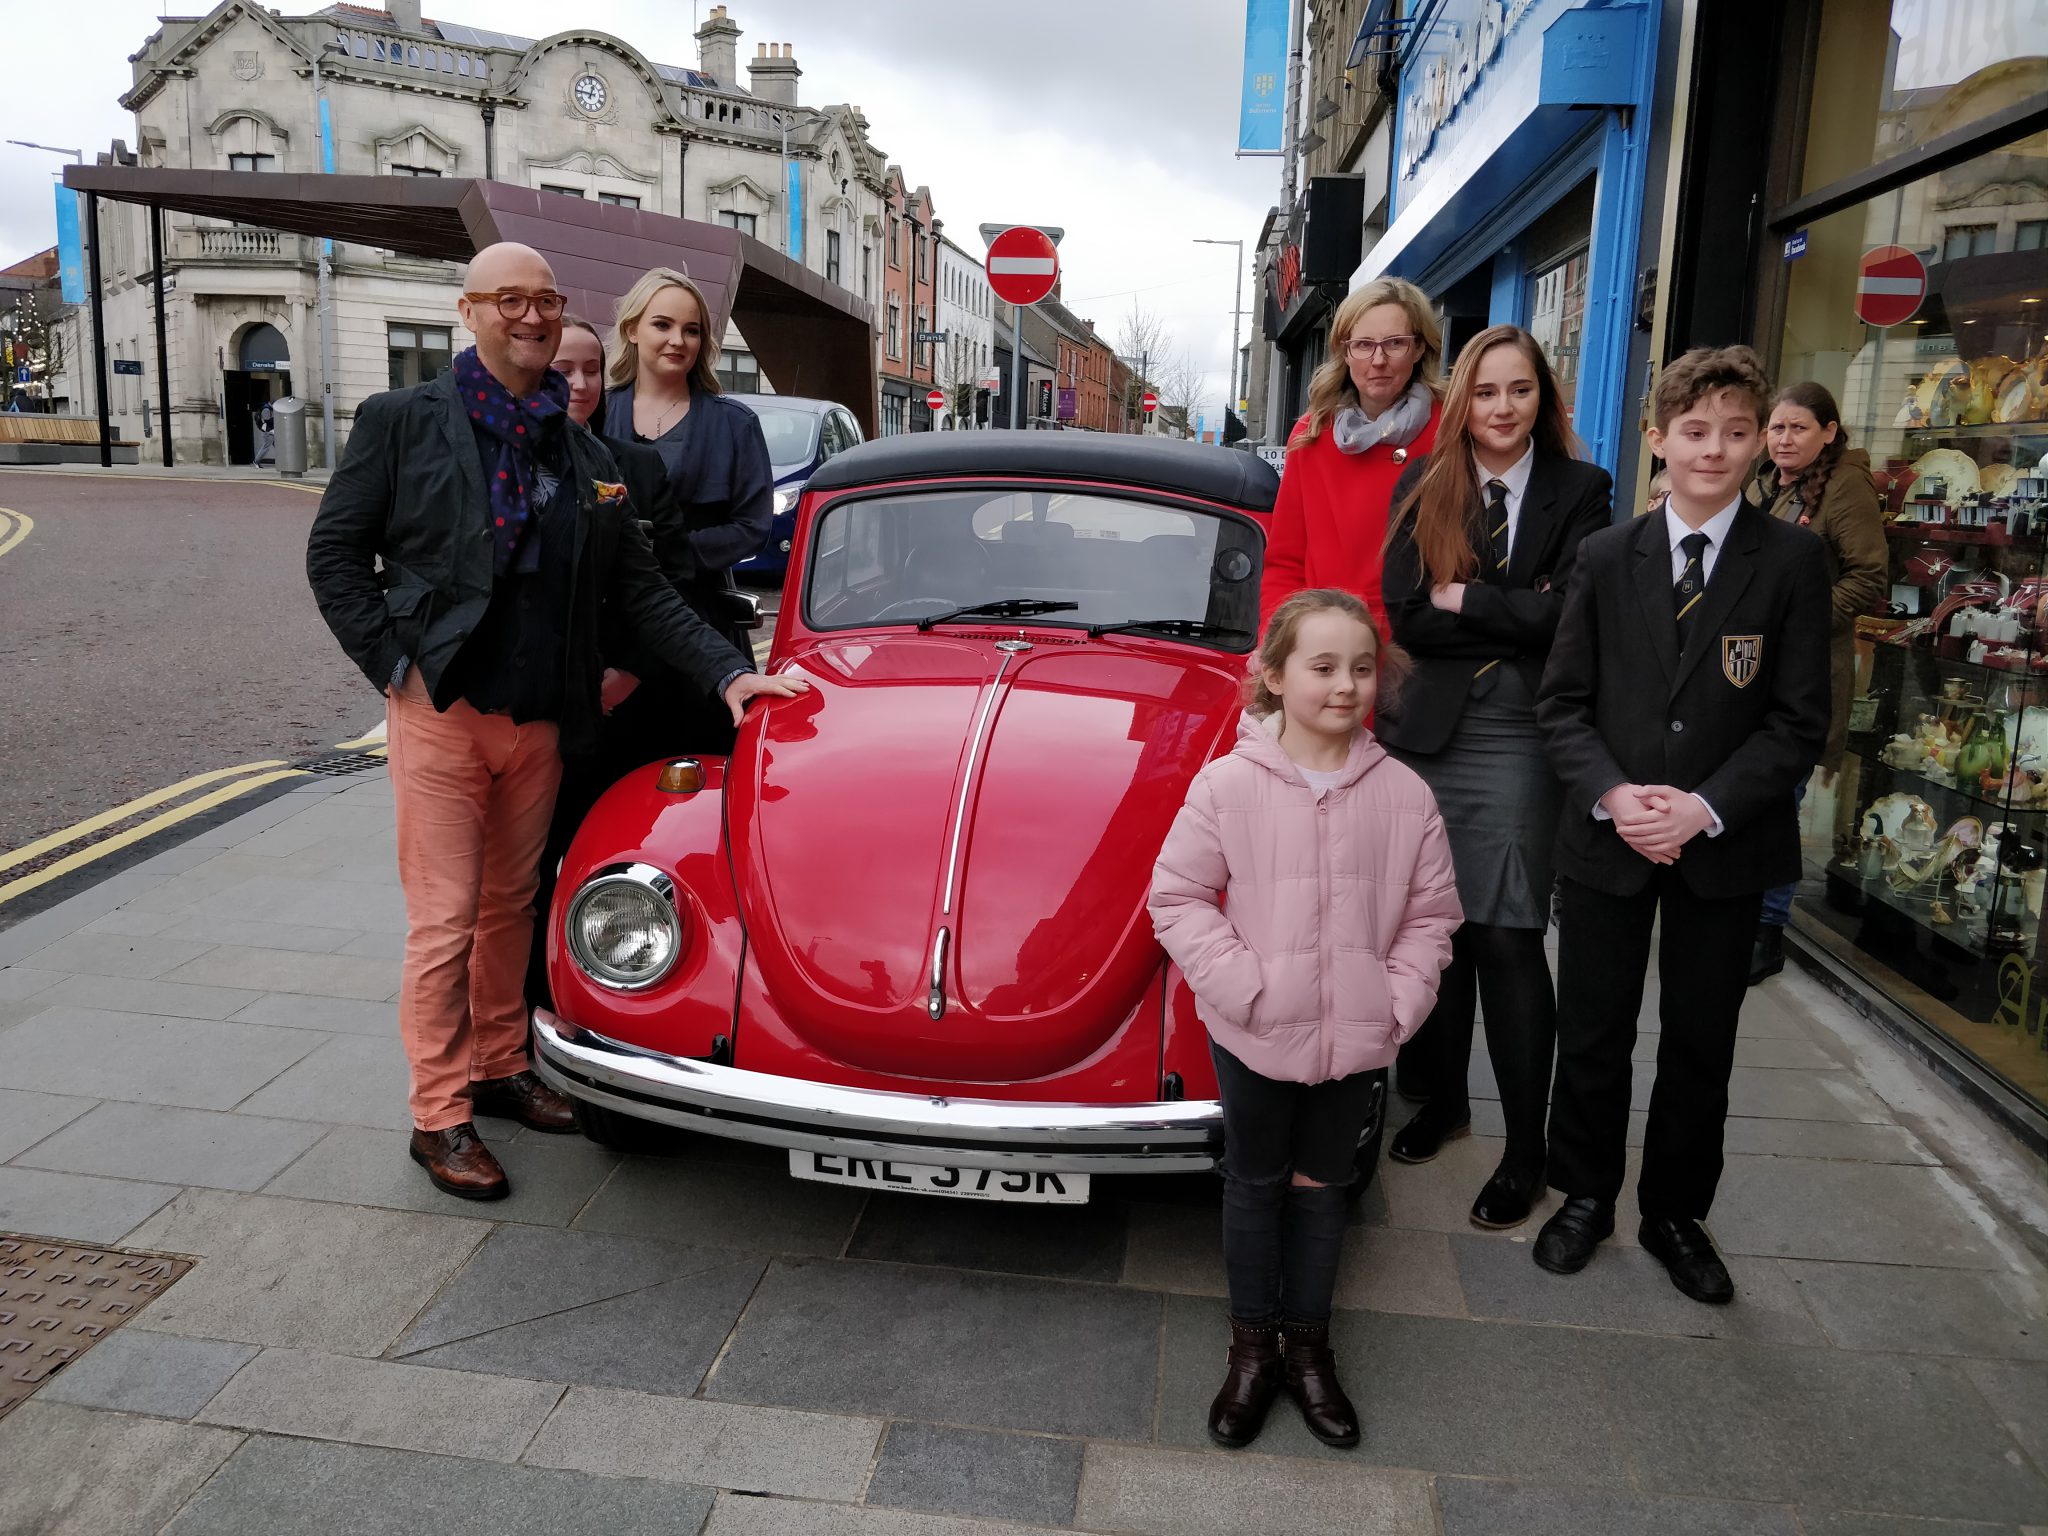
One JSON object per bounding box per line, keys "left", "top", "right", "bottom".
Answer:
{"left": 121, "top": 1189, "right": 487, "bottom": 1355}
{"left": 1963, "top": 1358, "right": 2048, "bottom": 1475}
{"left": 263, "top": 1124, "right": 616, "bottom": 1225}
{"left": 1156, "top": 1295, "right": 1640, "bottom": 1478}
{"left": 523, "top": 1385, "right": 881, "bottom": 1500}
{"left": 39, "top": 973, "right": 265, "bottom": 1020}
{"left": 194, "top": 1347, "right": 563, "bottom": 1461}
{"left": 1719, "top": 1118, "right": 1937, "bottom": 1164}
{"left": 0, "top": 1005, "right": 325, "bottom": 1109}
{"left": 1709, "top": 1159, "right": 2016, "bottom": 1269}
{"left": 1794, "top": 1515, "right": 2023, "bottom": 1536}
{"left": 0, "top": 1086, "right": 96, "bottom": 1162}
{"left": 700, "top": 1498, "right": 1056, "bottom": 1536}
{"left": 1721, "top": 1066, "right": 1895, "bottom": 1124}
{"left": 1608, "top": 1337, "right": 2048, "bottom": 1522}
{"left": 38, "top": 1330, "right": 260, "bottom": 1419}
{"left": 0, "top": 1165, "right": 181, "bottom": 1244}
{"left": 231, "top": 1033, "right": 414, "bottom": 1129}
{"left": 187, "top": 872, "right": 409, "bottom": 934}
{"left": 1433, "top": 1477, "right": 1801, "bottom": 1534}
{"left": 14, "top": 1100, "right": 326, "bottom": 1192}
{"left": 1786, "top": 1259, "right": 2048, "bottom": 1359}
{"left": 1451, "top": 1235, "right": 1825, "bottom": 1343}
{"left": 161, "top": 943, "right": 399, "bottom": 1001}
{"left": 1378, "top": 1132, "right": 1644, "bottom": 1247}
{"left": 0, "top": 1400, "right": 244, "bottom": 1536}
{"left": 160, "top": 1436, "right": 718, "bottom": 1536}
{"left": 17, "top": 931, "right": 220, "bottom": 980}
{"left": 864, "top": 1421, "right": 1082, "bottom": 1526}
{"left": 158, "top": 913, "right": 367, "bottom": 955}
{"left": 574, "top": 1155, "right": 865, "bottom": 1256}
{"left": 846, "top": 1189, "right": 1127, "bottom": 1281}
{"left": 230, "top": 991, "right": 399, "bottom": 1036}
{"left": 1074, "top": 1442, "right": 1436, "bottom": 1536}
{"left": 0, "top": 963, "right": 62, "bottom": 1002}
{"left": 705, "top": 1256, "right": 1161, "bottom": 1439}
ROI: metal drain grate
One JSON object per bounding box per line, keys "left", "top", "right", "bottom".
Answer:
{"left": 292, "top": 749, "right": 388, "bottom": 777}
{"left": 0, "top": 1235, "right": 193, "bottom": 1422}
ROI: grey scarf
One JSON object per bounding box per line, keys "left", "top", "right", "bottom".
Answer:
{"left": 1330, "top": 381, "right": 1434, "bottom": 456}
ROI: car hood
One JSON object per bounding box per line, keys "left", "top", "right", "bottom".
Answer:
{"left": 727, "top": 630, "right": 1243, "bottom": 1082}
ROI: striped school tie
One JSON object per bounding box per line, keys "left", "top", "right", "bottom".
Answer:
{"left": 1473, "top": 479, "right": 1513, "bottom": 693}
{"left": 1673, "top": 530, "right": 1710, "bottom": 652}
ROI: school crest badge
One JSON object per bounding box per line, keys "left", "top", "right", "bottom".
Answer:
{"left": 1722, "top": 634, "right": 1762, "bottom": 688}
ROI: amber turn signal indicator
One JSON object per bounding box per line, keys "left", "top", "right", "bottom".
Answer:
{"left": 657, "top": 758, "right": 705, "bottom": 794}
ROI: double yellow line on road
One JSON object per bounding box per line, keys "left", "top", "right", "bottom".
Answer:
{"left": 0, "top": 731, "right": 387, "bottom": 908}
{"left": 0, "top": 506, "right": 34, "bottom": 561}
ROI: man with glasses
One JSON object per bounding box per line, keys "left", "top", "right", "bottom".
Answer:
{"left": 308, "top": 242, "right": 808, "bottom": 1200}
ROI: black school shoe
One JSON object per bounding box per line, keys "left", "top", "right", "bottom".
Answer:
{"left": 1532, "top": 1195, "right": 1615, "bottom": 1274}
{"left": 1639, "top": 1215, "right": 1735, "bottom": 1304}
{"left": 1469, "top": 1162, "right": 1545, "bottom": 1229}
{"left": 1388, "top": 1100, "right": 1471, "bottom": 1165}
{"left": 1748, "top": 925, "right": 1785, "bottom": 985}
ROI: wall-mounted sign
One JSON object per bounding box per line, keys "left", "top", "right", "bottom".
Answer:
{"left": 112, "top": 359, "right": 143, "bottom": 376}
{"left": 1783, "top": 230, "right": 1809, "bottom": 261}
{"left": 1399, "top": 0, "right": 1543, "bottom": 183}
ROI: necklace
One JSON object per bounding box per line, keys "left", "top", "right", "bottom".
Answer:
{"left": 639, "top": 387, "right": 690, "bottom": 438}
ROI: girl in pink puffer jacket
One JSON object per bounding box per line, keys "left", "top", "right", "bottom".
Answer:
{"left": 1150, "top": 587, "right": 1461, "bottom": 1453}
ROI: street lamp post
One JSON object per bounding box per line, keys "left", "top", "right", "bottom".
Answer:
{"left": 310, "top": 40, "right": 347, "bottom": 468}
{"left": 7, "top": 140, "right": 83, "bottom": 162}
{"left": 1193, "top": 237, "right": 1245, "bottom": 429}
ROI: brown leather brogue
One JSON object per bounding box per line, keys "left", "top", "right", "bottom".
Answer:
{"left": 1208, "top": 1318, "right": 1284, "bottom": 1449}
{"left": 1282, "top": 1318, "right": 1360, "bottom": 1448}
{"left": 469, "top": 1069, "right": 576, "bottom": 1133}
{"left": 409, "top": 1123, "right": 510, "bottom": 1200}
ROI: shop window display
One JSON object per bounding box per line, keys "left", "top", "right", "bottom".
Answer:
{"left": 1778, "top": 8, "right": 2048, "bottom": 1116}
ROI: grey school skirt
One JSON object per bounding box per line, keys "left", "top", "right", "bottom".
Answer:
{"left": 1385, "top": 665, "right": 1561, "bottom": 930}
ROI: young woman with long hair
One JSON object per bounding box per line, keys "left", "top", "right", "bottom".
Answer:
{"left": 1375, "top": 324, "right": 1614, "bottom": 1229}
{"left": 601, "top": 267, "right": 772, "bottom": 690}
{"left": 1742, "top": 380, "right": 1886, "bottom": 982}
{"left": 1258, "top": 277, "right": 1445, "bottom": 629}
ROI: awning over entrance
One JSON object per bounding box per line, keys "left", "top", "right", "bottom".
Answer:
{"left": 63, "top": 166, "right": 878, "bottom": 437}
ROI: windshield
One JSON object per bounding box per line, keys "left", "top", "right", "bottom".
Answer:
{"left": 803, "top": 487, "right": 1263, "bottom": 649}
{"left": 734, "top": 400, "right": 821, "bottom": 471}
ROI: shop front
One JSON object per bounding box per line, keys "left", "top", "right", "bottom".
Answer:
{"left": 1353, "top": 0, "right": 1661, "bottom": 476}
{"left": 1746, "top": 0, "right": 2048, "bottom": 1143}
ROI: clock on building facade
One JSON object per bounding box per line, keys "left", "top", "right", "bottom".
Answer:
{"left": 573, "top": 73, "right": 608, "bottom": 114}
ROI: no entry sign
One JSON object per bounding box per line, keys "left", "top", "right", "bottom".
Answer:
{"left": 987, "top": 226, "right": 1059, "bottom": 307}
{"left": 926, "top": 388, "right": 946, "bottom": 411}
{"left": 1141, "top": 391, "right": 1158, "bottom": 414}
{"left": 1856, "top": 245, "right": 1928, "bottom": 328}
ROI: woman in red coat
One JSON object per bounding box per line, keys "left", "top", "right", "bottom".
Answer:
{"left": 1260, "top": 277, "right": 1445, "bottom": 630}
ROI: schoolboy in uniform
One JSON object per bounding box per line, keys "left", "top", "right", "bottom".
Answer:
{"left": 1533, "top": 346, "right": 1830, "bottom": 1303}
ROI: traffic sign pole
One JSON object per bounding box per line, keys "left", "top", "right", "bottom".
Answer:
{"left": 983, "top": 225, "right": 1062, "bottom": 432}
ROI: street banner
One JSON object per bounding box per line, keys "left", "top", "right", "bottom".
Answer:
{"left": 787, "top": 159, "right": 803, "bottom": 259}
{"left": 54, "top": 185, "right": 85, "bottom": 304}
{"left": 1239, "top": 0, "right": 1287, "bottom": 154}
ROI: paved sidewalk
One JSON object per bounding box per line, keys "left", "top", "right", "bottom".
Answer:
{"left": 1, "top": 770, "right": 2046, "bottom": 1535}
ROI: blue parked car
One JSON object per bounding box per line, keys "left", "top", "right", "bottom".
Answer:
{"left": 730, "top": 395, "right": 865, "bottom": 582}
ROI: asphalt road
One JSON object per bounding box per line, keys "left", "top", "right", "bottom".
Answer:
{"left": 0, "top": 470, "right": 376, "bottom": 855}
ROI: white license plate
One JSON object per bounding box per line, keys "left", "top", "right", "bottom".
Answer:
{"left": 788, "top": 1149, "right": 1089, "bottom": 1204}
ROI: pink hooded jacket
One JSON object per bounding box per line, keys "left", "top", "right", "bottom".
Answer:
{"left": 1149, "top": 711, "right": 1462, "bottom": 1085}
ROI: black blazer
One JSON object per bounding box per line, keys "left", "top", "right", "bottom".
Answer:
{"left": 306, "top": 371, "right": 750, "bottom": 758}
{"left": 1535, "top": 504, "right": 1831, "bottom": 898}
{"left": 1378, "top": 452, "right": 1613, "bottom": 755}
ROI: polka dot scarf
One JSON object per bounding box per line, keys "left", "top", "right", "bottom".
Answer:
{"left": 452, "top": 346, "right": 571, "bottom": 577}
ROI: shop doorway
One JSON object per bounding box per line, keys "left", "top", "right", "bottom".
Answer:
{"left": 224, "top": 322, "right": 291, "bottom": 465}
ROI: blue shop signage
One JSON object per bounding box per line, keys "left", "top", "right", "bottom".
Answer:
{"left": 1398, "top": 0, "right": 1554, "bottom": 189}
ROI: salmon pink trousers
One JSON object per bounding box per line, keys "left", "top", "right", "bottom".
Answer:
{"left": 386, "top": 672, "right": 563, "bottom": 1132}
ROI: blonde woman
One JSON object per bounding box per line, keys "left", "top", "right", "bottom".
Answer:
{"left": 601, "top": 266, "right": 772, "bottom": 679}
{"left": 1258, "top": 277, "right": 1445, "bottom": 631}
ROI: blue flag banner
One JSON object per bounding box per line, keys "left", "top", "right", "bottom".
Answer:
{"left": 787, "top": 159, "right": 803, "bottom": 259}
{"left": 1239, "top": 0, "right": 1287, "bottom": 154}
{"left": 54, "top": 185, "right": 85, "bottom": 305}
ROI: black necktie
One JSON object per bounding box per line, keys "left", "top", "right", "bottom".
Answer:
{"left": 1674, "top": 530, "right": 1710, "bottom": 651}
{"left": 1486, "top": 479, "right": 1511, "bottom": 577}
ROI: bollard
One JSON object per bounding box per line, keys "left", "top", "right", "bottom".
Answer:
{"left": 272, "top": 396, "right": 309, "bottom": 478}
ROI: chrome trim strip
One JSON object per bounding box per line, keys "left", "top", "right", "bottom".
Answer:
{"left": 531, "top": 1008, "right": 1221, "bottom": 1174}
{"left": 928, "top": 926, "right": 950, "bottom": 1021}
{"left": 941, "top": 647, "right": 1017, "bottom": 916}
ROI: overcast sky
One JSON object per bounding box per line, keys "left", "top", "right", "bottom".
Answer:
{"left": 0, "top": 0, "right": 1284, "bottom": 426}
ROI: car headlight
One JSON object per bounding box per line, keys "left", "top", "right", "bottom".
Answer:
{"left": 773, "top": 486, "right": 800, "bottom": 516}
{"left": 566, "top": 864, "right": 681, "bottom": 990}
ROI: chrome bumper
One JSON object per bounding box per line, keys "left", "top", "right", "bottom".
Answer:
{"left": 531, "top": 1008, "right": 1222, "bottom": 1174}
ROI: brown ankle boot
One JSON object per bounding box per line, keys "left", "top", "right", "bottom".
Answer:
{"left": 1282, "top": 1318, "right": 1360, "bottom": 1447}
{"left": 469, "top": 1069, "right": 576, "bottom": 1133}
{"left": 1208, "top": 1318, "right": 1283, "bottom": 1448}
{"left": 409, "top": 1123, "right": 510, "bottom": 1201}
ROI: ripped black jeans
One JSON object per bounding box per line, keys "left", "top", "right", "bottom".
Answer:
{"left": 1211, "top": 1040, "right": 1383, "bottom": 1326}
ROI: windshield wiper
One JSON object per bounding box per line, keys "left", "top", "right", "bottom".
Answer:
{"left": 916, "top": 598, "right": 1080, "bottom": 631}
{"left": 1087, "top": 617, "right": 1254, "bottom": 643}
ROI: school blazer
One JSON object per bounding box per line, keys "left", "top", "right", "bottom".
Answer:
{"left": 1378, "top": 452, "right": 1613, "bottom": 756}
{"left": 1534, "top": 504, "right": 1831, "bottom": 899}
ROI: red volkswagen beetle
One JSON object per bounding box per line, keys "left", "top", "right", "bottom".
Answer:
{"left": 532, "top": 432, "right": 1385, "bottom": 1205}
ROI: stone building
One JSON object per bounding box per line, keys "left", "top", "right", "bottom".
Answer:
{"left": 79, "top": 0, "right": 891, "bottom": 464}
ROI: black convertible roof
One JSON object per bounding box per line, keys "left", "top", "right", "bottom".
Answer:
{"left": 805, "top": 430, "right": 1280, "bottom": 512}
